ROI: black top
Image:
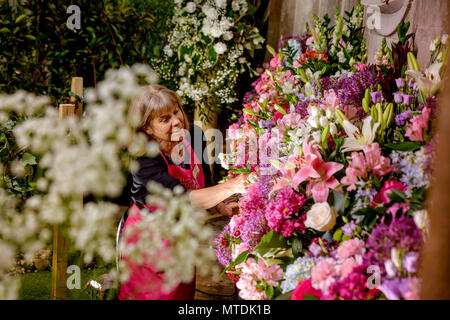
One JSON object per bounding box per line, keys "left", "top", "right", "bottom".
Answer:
{"left": 130, "top": 124, "right": 212, "bottom": 207}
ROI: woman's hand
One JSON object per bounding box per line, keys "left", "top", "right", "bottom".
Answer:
{"left": 226, "top": 173, "right": 250, "bottom": 194}
{"left": 217, "top": 201, "right": 240, "bottom": 217}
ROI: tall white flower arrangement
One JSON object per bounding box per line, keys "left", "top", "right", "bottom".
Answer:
{"left": 153, "top": 0, "right": 264, "bottom": 121}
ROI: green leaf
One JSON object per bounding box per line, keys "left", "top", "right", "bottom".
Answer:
{"left": 332, "top": 190, "right": 346, "bottom": 214}
{"left": 333, "top": 229, "right": 343, "bottom": 241}
{"left": 303, "top": 294, "right": 320, "bottom": 300}
{"left": 265, "top": 285, "right": 274, "bottom": 299}
{"left": 21, "top": 152, "right": 37, "bottom": 166}
{"left": 385, "top": 142, "right": 421, "bottom": 152}
{"left": 253, "top": 230, "right": 289, "bottom": 259}
{"left": 387, "top": 189, "right": 407, "bottom": 203}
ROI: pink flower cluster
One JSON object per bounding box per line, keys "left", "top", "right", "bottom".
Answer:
{"left": 311, "top": 239, "right": 366, "bottom": 295}
{"left": 235, "top": 257, "right": 284, "bottom": 300}
{"left": 265, "top": 188, "right": 306, "bottom": 237}
{"left": 405, "top": 107, "right": 431, "bottom": 142}
{"left": 341, "top": 142, "right": 393, "bottom": 191}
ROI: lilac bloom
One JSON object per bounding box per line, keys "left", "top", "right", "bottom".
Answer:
{"left": 403, "top": 252, "right": 419, "bottom": 273}
{"left": 393, "top": 92, "right": 403, "bottom": 104}
{"left": 396, "top": 78, "right": 406, "bottom": 89}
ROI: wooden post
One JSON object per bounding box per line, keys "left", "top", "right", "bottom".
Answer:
{"left": 51, "top": 77, "right": 83, "bottom": 300}
{"left": 51, "top": 103, "right": 75, "bottom": 300}
{"left": 70, "top": 77, "right": 84, "bottom": 118}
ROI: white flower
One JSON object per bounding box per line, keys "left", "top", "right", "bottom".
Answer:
{"left": 214, "top": 42, "right": 227, "bottom": 55}
{"left": 223, "top": 31, "right": 234, "bottom": 41}
{"left": 163, "top": 45, "right": 173, "bottom": 57}
{"left": 329, "top": 122, "right": 337, "bottom": 135}
{"left": 319, "top": 116, "right": 329, "bottom": 127}
{"left": 185, "top": 2, "right": 196, "bottom": 13}
{"left": 305, "top": 202, "right": 338, "bottom": 232}
{"left": 202, "top": 5, "right": 218, "bottom": 20}
{"left": 406, "top": 62, "right": 443, "bottom": 98}
{"left": 341, "top": 116, "right": 379, "bottom": 153}
{"left": 337, "top": 51, "right": 346, "bottom": 63}
{"left": 215, "top": 0, "right": 227, "bottom": 9}
{"left": 441, "top": 34, "right": 448, "bottom": 44}
{"left": 412, "top": 209, "right": 429, "bottom": 232}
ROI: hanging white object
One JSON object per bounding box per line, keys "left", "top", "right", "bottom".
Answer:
{"left": 362, "top": 0, "right": 410, "bottom": 36}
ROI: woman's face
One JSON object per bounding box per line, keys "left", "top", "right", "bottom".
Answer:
{"left": 145, "top": 105, "right": 186, "bottom": 142}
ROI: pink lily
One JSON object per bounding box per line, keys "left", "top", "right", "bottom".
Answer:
{"left": 292, "top": 136, "right": 344, "bottom": 202}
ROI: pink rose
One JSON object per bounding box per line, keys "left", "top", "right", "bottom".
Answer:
{"left": 405, "top": 107, "right": 431, "bottom": 142}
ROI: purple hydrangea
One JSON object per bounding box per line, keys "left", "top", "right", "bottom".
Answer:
{"left": 240, "top": 210, "right": 270, "bottom": 251}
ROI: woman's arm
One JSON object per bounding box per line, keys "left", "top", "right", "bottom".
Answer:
{"left": 188, "top": 174, "right": 248, "bottom": 210}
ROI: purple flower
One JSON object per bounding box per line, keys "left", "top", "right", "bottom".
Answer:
{"left": 402, "top": 94, "right": 414, "bottom": 106}
{"left": 258, "top": 119, "right": 276, "bottom": 129}
{"left": 395, "top": 110, "right": 412, "bottom": 126}
{"left": 379, "top": 279, "right": 402, "bottom": 300}
{"left": 214, "top": 225, "right": 232, "bottom": 267}
{"left": 370, "top": 91, "right": 384, "bottom": 103}
{"left": 408, "top": 78, "right": 419, "bottom": 91}
{"left": 403, "top": 252, "right": 419, "bottom": 273}
{"left": 240, "top": 211, "right": 270, "bottom": 251}
{"left": 393, "top": 91, "right": 403, "bottom": 104}
{"left": 309, "top": 243, "right": 323, "bottom": 257}
{"left": 342, "top": 221, "right": 357, "bottom": 236}
{"left": 396, "top": 78, "right": 406, "bottom": 89}
{"left": 364, "top": 217, "right": 423, "bottom": 275}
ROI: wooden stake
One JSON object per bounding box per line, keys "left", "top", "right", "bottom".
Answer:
{"left": 70, "top": 77, "right": 83, "bottom": 118}
{"left": 51, "top": 103, "right": 76, "bottom": 300}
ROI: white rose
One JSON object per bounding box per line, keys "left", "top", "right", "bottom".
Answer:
{"left": 305, "top": 202, "right": 337, "bottom": 232}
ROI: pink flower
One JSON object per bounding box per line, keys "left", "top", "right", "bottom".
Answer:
{"left": 386, "top": 202, "right": 410, "bottom": 217}
{"left": 229, "top": 214, "right": 246, "bottom": 233}
{"left": 363, "top": 143, "right": 393, "bottom": 176}
{"left": 233, "top": 243, "right": 250, "bottom": 261}
{"left": 405, "top": 107, "right": 431, "bottom": 142}
{"left": 311, "top": 258, "right": 338, "bottom": 292}
{"left": 270, "top": 54, "right": 281, "bottom": 70}
{"left": 339, "top": 257, "right": 360, "bottom": 279}
{"left": 336, "top": 239, "right": 365, "bottom": 261}
{"left": 291, "top": 278, "right": 323, "bottom": 300}
{"left": 236, "top": 257, "right": 284, "bottom": 300}
{"left": 341, "top": 151, "right": 367, "bottom": 191}
{"left": 354, "top": 63, "right": 369, "bottom": 72}
{"left": 306, "top": 37, "right": 314, "bottom": 45}
{"left": 404, "top": 277, "right": 420, "bottom": 300}
{"left": 291, "top": 136, "right": 344, "bottom": 202}
{"left": 373, "top": 181, "right": 407, "bottom": 205}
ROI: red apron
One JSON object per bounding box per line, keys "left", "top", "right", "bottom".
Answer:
{"left": 119, "top": 139, "right": 205, "bottom": 300}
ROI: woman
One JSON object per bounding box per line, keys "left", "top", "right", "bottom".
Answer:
{"left": 118, "top": 84, "right": 247, "bottom": 300}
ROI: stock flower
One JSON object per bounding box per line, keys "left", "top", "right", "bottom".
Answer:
{"left": 341, "top": 117, "right": 379, "bottom": 153}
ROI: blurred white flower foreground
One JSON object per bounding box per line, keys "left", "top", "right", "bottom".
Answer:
{"left": 0, "top": 64, "right": 217, "bottom": 299}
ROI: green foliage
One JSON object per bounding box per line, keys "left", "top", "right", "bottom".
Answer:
{"left": 0, "top": 0, "right": 173, "bottom": 104}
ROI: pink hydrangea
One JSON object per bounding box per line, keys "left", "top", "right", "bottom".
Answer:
{"left": 339, "top": 257, "right": 360, "bottom": 279}
{"left": 336, "top": 239, "right": 366, "bottom": 261}
{"left": 405, "top": 107, "right": 431, "bottom": 142}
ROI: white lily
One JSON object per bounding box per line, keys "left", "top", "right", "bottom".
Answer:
{"left": 405, "top": 62, "right": 443, "bottom": 98}
{"left": 341, "top": 116, "right": 379, "bottom": 153}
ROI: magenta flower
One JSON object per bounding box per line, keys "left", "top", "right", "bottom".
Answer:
{"left": 291, "top": 136, "right": 344, "bottom": 202}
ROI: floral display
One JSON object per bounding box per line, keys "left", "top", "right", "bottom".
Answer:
{"left": 215, "top": 1, "right": 448, "bottom": 300}
{"left": 152, "top": 0, "right": 264, "bottom": 121}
